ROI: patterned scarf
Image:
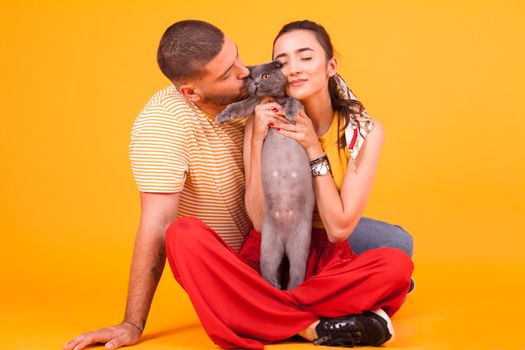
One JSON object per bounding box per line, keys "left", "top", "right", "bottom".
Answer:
{"left": 333, "top": 73, "right": 375, "bottom": 174}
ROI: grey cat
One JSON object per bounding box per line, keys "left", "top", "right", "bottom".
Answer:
{"left": 216, "top": 61, "right": 315, "bottom": 290}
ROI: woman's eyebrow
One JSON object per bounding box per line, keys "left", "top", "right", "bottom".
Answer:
{"left": 274, "top": 47, "right": 314, "bottom": 60}
{"left": 297, "top": 47, "right": 314, "bottom": 54}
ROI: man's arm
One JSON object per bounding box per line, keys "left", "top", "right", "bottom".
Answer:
{"left": 64, "top": 192, "right": 180, "bottom": 350}
{"left": 123, "top": 192, "right": 180, "bottom": 329}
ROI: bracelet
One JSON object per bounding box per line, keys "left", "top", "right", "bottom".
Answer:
{"left": 123, "top": 320, "right": 144, "bottom": 334}
{"left": 310, "top": 153, "right": 330, "bottom": 176}
{"left": 309, "top": 152, "right": 327, "bottom": 166}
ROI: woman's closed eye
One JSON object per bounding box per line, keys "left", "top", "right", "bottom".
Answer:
{"left": 277, "top": 58, "right": 311, "bottom": 67}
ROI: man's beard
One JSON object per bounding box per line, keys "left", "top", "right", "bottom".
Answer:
{"left": 201, "top": 85, "right": 250, "bottom": 106}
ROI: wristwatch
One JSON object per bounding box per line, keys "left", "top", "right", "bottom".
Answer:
{"left": 310, "top": 153, "right": 330, "bottom": 177}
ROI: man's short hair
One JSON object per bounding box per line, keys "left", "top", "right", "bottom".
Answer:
{"left": 157, "top": 20, "right": 224, "bottom": 83}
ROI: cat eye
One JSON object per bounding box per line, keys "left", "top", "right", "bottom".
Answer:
{"left": 249, "top": 75, "right": 255, "bottom": 80}
{"left": 262, "top": 73, "right": 269, "bottom": 79}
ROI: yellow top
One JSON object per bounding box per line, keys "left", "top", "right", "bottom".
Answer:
{"left": 312, "top": 111, "right": 350, "bottom": 229}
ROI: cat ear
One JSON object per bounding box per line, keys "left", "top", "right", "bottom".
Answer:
{"left": 272, "top": 60, "right": 282, "bottom": 69}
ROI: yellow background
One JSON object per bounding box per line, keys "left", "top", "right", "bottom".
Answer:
{"left": 1, "top": 1, "right": 524, "bottom": 349}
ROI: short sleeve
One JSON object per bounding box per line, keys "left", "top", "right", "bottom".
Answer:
{"left": 129, "top": 104, "right": 190, "bottom": 193}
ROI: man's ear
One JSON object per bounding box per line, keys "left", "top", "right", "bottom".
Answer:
{"left": 178, "top": 84, "right": 202, "bottom": 103}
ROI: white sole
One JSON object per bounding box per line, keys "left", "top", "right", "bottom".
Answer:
{"left": 371, "top": 308, "right": 395, "bottom": 344}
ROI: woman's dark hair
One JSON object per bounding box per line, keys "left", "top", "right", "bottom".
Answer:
{"left": 273, "top": 20, "right": 365, "bottom": 149}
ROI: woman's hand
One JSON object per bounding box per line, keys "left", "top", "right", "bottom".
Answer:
{"left": 252, "top": 97, "right": 288, "bottom": 143}
{"left": 269, "top": 108, "right": 324, "bottom": 160}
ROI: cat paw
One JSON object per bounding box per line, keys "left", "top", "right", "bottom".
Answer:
{"left": 284, "top": 99, "right": 302, "bottom": 121}
{"left": 215, "top": 112, "right": 231, "bottom": 124}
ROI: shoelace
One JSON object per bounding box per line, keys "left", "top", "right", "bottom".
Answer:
{"left": 313, "top": 320, "right": 363, "bottom": 347}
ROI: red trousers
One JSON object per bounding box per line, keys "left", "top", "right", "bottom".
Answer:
{"left": 165, "top": 217, "right": 414, "bottom": 350}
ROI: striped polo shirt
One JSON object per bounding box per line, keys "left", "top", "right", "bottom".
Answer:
{"left": 129, "top": 85, "right": 253, "bottom": 251}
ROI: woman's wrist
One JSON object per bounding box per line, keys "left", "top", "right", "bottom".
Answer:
{"left": 251, "top": 137, "right": 264, "bottom": 152}
{"left": 306, "top": 143, "right": 325, "bottom": 161}
{"left": 251, "top": 130, "right": 266, "bottom": 145}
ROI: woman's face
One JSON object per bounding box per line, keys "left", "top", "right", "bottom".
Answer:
{"left": 273, "top": 29, "right": 337, "bottom": 101}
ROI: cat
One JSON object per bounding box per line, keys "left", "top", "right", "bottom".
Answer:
{"left": 216, "top": 61, "right": 315, "bottom": 291}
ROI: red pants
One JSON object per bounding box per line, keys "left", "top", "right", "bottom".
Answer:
{"left": 165, "top": 217, "right": 414, "bottom": 350}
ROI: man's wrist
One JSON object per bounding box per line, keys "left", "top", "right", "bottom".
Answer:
{"left": 123, "top": 320, "right": 144, "bottom": 334}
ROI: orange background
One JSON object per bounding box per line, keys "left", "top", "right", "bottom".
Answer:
{"left": 1, "top": 1, "right": 524, "bottom": 349}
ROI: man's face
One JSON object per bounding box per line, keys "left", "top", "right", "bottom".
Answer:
{"left": 196, "top": 37, "right": 250, "bottom": 106}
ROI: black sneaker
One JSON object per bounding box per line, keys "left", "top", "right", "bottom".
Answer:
{"left": 313, "top": 311, "right": 392, "bottom": 347}
{"left": 408, "top": 278, "right": 415, "bottom": 293}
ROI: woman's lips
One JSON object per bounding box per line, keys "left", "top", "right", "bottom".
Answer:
{"left": 289, "top": 79, "right": 307, "bottom": 87}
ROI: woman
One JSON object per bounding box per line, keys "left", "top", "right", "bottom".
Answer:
{"left": 241, "top": 20, "right": 414, "bottom": 347}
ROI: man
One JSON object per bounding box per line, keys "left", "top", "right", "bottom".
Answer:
{"left": 63, "top": 20, "right": 414, "bottom": 350}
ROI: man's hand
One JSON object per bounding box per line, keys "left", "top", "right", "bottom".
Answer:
{"left": 63, "top": 322, "right": 141, "bottom": 350}
{"left": 63, "top": 192, "right": 179, "bottom": 350}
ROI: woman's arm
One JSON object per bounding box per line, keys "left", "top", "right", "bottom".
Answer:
{"left": 243, "top": 116, "right": 265, "bottom": 230}
{"left": 243, "top": 101, "right": 287, "bottom": 231}
{"left": 314, "top": 120, "right": 384, "bottom": 242}
{"left": 270, "top": 110, "right": 385, "bottom": 243}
